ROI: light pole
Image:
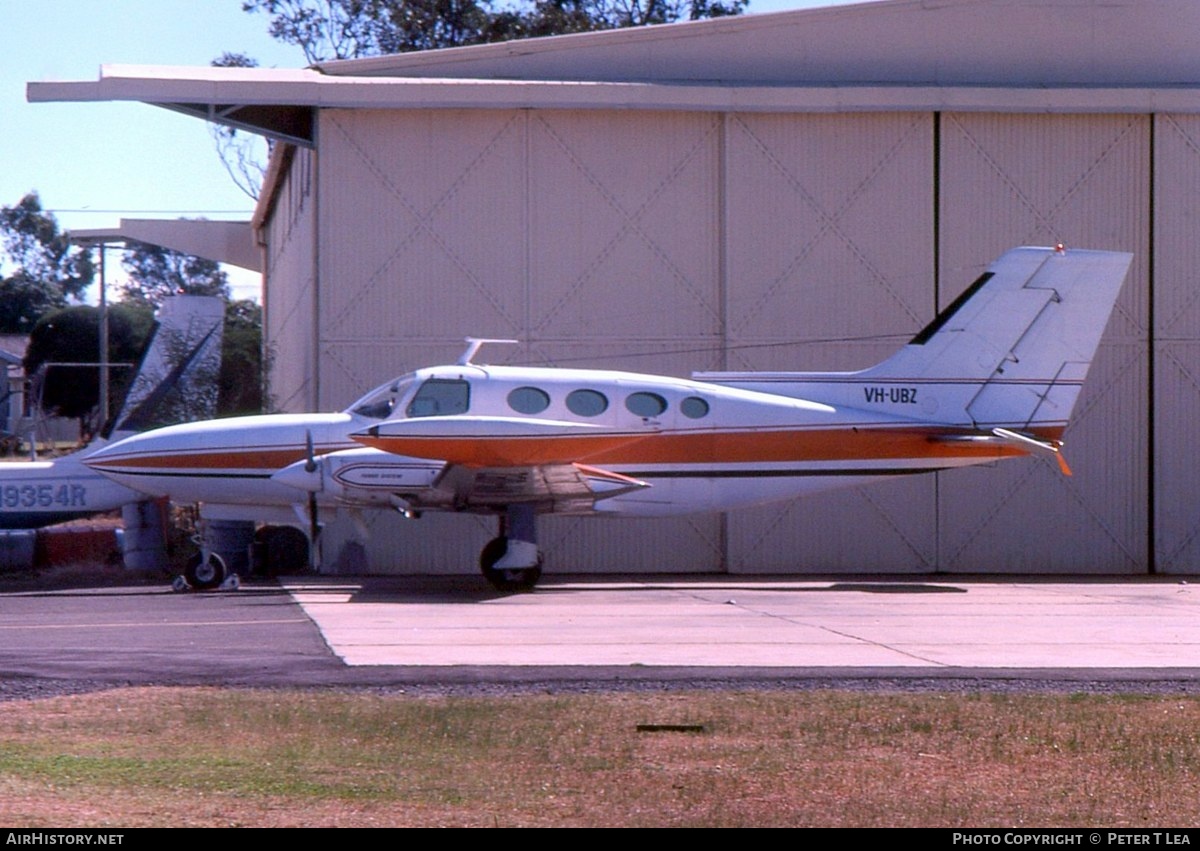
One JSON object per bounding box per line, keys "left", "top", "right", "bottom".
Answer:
{"left": 67, "top": 231, "right": 123, "bottom": 435}
{"left": 97, "top": 241, "right": 109, "bottom": 431}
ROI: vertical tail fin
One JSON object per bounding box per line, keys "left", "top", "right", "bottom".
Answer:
{"left": 864, "top": 246, "right": 1133, "bottom": 428}
{"left": 696, "top": 246, "right": 1132, "bottom": 432}
{"left": 104, "top": 296, "right": 226, "bottom": 439}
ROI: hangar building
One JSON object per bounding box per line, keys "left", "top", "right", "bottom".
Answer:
{"left": 31, "top": 0, "right": 1200, "bottom": 576}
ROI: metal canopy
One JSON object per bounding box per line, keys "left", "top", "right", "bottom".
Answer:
{"left": 69, "top": 219, "right": 260, "bottom": 272}
{"left": 28, "top": 66, "right": 1200, "bottom": 145}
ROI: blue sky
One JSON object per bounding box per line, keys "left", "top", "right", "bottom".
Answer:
{"left": 2, "top": 0, "right": 862, "bottom": 301}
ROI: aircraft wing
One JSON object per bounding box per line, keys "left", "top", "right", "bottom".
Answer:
{"left": 431, "top": 461, "right": 649, "bottom": 513}
{"left": 272, "top": 446, "right": 650, "bottom": 515}
{"left": 344, "top": 415, "right": 655, "bottom": 513}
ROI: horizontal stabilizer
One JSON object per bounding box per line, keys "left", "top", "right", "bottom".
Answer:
{"left": 991, "top": 427, "right": 1072, "bottom": 476}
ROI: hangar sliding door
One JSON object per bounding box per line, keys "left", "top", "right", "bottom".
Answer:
{"left": 315, "top": 108, "right": 725, "bottom": 574}
{"left": 722, "top": 113, "right": 938, "bottom": 573}
{"left": 527, "top": 110, "right": 725, "bottom": 573}
{"left": 1153, "top": 114, "right": 1200, "bottom": 574}
{"left": 262, "top": 147, "right": 318, "bottom": 414}
{"left": 937, "top": 113, "right": 1150, "bottom": 573}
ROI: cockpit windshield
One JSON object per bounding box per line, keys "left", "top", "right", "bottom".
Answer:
{"left": 346, "top": 376, "right": 416, "bottom": 420}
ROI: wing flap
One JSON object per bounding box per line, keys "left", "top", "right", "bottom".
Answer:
{"left": 431, "top": 462, "right": 649, "bottom": 513}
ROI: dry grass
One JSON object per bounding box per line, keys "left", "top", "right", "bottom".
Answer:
{"left": 0, "top": 687, "right": 1196, "bottom": 827}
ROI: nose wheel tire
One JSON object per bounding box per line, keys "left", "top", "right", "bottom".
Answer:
{"left": 184, "top": 551, "right": 228, "bottom": 591}
{"left": 480, "top": 536, "right": 542, "bottom": 592}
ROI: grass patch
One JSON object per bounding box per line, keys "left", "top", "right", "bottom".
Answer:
{"left": 0, "top": 687, "right": 1196, "bottom": 827}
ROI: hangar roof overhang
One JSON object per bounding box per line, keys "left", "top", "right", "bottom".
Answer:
{"left": 28, "top": 64, "right": 1200, "bottom": 150}
{"left": 313, "top": 0, "right": 1200, "bottom": 88}
{"left": 27, "top": 1, "right": 1200, "bottom": 147}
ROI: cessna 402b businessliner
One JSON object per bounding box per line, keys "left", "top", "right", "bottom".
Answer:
{"left": 83, "top": 246, "right": 1132, "bottom": 590}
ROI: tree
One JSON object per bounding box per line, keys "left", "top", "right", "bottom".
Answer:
{"left": 242, "top": 0, "right": 748, "bottom": 63}
{"left": 220, "top": 299, "right": 268, "bottom": 416}
{"left": 23, "top": 303, "right": 154, "bottom": 436}
{"left": 211, "top": 52, "right": 270, "bottom": 201}
{"left": 0, "top": 193, "right": 95, "bottom": 334}
{"left": 119, "top": 240, "right": 232, "bottom": 305}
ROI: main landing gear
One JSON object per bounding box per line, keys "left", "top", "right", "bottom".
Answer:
{"left": 480, "top": 504, "right": 543, "bottom": 592}
{"left": 177, "top": 550, "right": 240, "bottom": 592}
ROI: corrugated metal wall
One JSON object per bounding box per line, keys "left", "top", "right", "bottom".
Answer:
{"left": 262, "top": 146, "right": 318, "bottom": 413}
{"left": 721, "top": 112, "right": 938, "bottom": 573}
{"left": 937, "top": 114, "right": 1150, "bottom": 572}
{"left": 261, "top": 105, "right": 1195, "bottom": 576}
{"left": 1153, "top": 114, "right": 1200, "bottom": 574}
{"left": 315, "top": 108, "right": 725, "bottom": 573}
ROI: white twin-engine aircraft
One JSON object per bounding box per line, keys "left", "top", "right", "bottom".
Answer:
{"left": 83, "top": 246, "right": 1132, "bottom": 590}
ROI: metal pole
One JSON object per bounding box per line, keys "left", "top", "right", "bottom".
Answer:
{"left": 98, "top": 242, "right": 109, "bottom": 432}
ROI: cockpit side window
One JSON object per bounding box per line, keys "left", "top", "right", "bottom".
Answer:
{"left": 353, "top": 397, "right": 396, "bottom": 419}
{"left": 347, "top": 377, "right": 413, "bottom": 420}
{"left": 407, "top": 378, "right": 471, "bottom": 418}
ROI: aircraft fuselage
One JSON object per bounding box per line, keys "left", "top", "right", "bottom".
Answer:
{"left": 84, "top": 364, "right": 1032, "bottom": 518}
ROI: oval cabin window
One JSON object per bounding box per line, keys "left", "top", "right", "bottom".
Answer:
{"left": 680, "top": 396, "right": 710, "bottom": 419}
{"left": 507, "top": 386, "right": 551, "bottom": 415}
{"left": 566, "top": 389, "right": 609, "bottom": 417}
{"left": 625, "top": 392, "right": 667, "bottom": 418}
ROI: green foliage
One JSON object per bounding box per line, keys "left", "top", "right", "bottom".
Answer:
{"left": 22, "top": 303, "right": 154, "bottom": 433}
{"left": 24, "top": 245, "right": 267, "bottom": 430}
{"left": 243, "top": 0, "right": 749, "bottom": 62}
{"left": 220, "top": 299, "right": 267, "bottom": 416}
{"left": 0, "top": 193, "right": 95, "bottom": 334}
{"left": 120, "top": 240, "right": 231, "bottom": 304}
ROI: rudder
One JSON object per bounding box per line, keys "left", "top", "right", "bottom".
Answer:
{"left": 863, "top": 246, "right": 1132, "bottom": 428}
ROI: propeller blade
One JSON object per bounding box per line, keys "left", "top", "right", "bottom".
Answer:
{"left": 302, "top": 429, "right": 320, "bottom": 570}
{"left": 304, "top": 429, "right": 317, "bottom": 473}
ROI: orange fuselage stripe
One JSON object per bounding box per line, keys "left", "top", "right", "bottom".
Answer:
{"left": 353, "top": 426, "right": 1062, "bottom": 468}
{"left": 90, "top": 427, "right": 1065, "bottom": 473}
{"left": 88, "top": 446, "right": 330, "bottom": 472}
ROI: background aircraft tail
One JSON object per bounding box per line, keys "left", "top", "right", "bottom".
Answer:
{"left": 0, "top": 296, "right": 226, "bottom": 531}
{"left": 104, "top": 295, "right": 226, "bottom": 439}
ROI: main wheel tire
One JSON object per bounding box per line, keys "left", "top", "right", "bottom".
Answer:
{"left": 479, "top": 536, "right": 542, "bottom": 592}
{"left": 184, "top": 551, "right": 227, "bottom": 591}
{"left": 254, "top": 525, "right": 310, "bottom": 577}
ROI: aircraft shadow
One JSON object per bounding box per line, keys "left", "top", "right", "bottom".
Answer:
{"left": 321, "top": 574, "right": 971, "bottom": 604}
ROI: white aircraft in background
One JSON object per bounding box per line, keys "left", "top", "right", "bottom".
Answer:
{"left": 83, "top": 246, "right": 1132, "bottom": 591}
{"left": 0, "top": 296, "right": 224, "bottom": 529}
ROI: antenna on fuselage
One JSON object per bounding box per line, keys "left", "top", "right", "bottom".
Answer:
{"left": 458, "top": 337, "right": 519, "bottom": 366}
